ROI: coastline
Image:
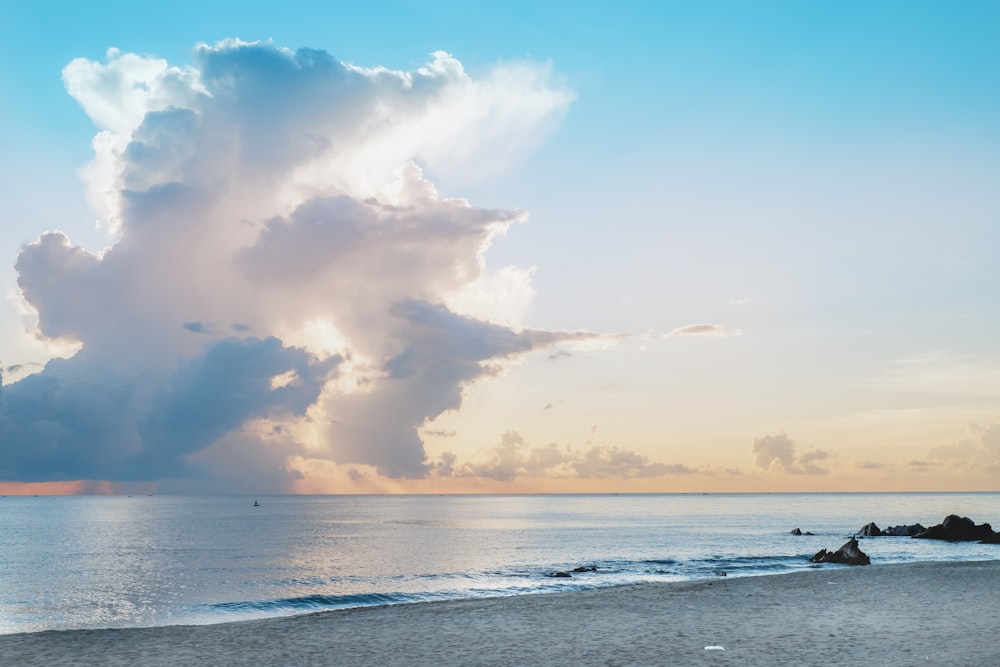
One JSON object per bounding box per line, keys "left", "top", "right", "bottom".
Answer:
{"left": 3, "top": 560, "right": 998, "bottom": 666}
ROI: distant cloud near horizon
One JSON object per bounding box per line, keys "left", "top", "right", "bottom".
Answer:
{"left": 752, "top": 432, "right": 830, "bottom": 475}
{"left": 440, "top": 430, "right": 695, "bottom": 481}
{"left": 0, "top": 40, "right": 588, "bottom": 490}
{"left": 926, "top": 421, "right": 1000, "bottom": 474}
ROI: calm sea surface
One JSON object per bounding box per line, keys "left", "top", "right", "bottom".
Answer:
{"left": 2, "top": 493, "right": 998, "bottom": 635}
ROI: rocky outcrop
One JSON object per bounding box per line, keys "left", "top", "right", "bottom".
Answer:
{"left": 790, "top": 528, "right": 814, "bottom": 536}
{"left": 851, "top": 515, "right": 999, "bottom": 543}
{"left": 855, "top": 522, "right": 927, "bottom": 537}
{"left": 883, "top": 523, "right": 926, "bottom": 537}
{"left": 914, "top": 515, "right": 996, "bottom": 542}
{"left": 545, "top": 571, "right": 572, "bottom": 578}
{"left": 570, "top": 565, "right": 597, "bottom": 573}
{"left": 810, "top": 538, "right": 870, "bottom": 566}
{"left": 855, "top": 522, "right": 882, "bottom": 537}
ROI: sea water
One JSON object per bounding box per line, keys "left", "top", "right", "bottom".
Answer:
{"left": 1, "top": 493, "right": 998, "bottom": 635}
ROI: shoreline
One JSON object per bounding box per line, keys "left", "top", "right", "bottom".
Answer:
{"left": 3, "top": 560, "right": 998, "bottom": 666}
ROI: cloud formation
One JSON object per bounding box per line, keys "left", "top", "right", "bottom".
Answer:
{"left": 751, "top": 432, "right": 830, "bottom": 475}
{"left": 926, "top": 421, "right": 1000, "bottom": 474}
{"left": 666, "top": 323, "right": 742, "bottom": 338}
{"left": 442, "top": 431, "right": 693, "bottom": 481}
{"left": 2, "top": 41, "right": 583, "bottom": 489}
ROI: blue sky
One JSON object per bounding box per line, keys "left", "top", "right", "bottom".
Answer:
{"left": 1, "top": 1, "right": 998, "bottom": 493}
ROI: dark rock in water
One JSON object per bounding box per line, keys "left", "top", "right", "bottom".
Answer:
{"left": 810, "top": 548, "right": 832, "bottom": 563}
{"left": 810, "top": 537, "right": 870, "bottom": 566}
{"left": 790, "top": 528, "right": 814, "bottom": 536}
{"left": 570, "top": 565, "right": 597, "bottom": 573}
{"left": 546, "top": 571, "right": 572, "bottom": 578}
{"left": 981, "top": 532, "right": 1000, "bottom": 545}
{"left": 855, "top": 522, "right": 882, "bottom": 537}
{"left": 883, "top": 523, "right": 926, "bottom": 537}
{"left": 914, "top": 515, "right": 995, "bottom": 542}
{"left": 856, "top": 522, "right": 927, "bottom": 537}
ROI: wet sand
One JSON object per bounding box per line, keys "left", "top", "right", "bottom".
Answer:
{"left": 3, "top": 560, "right": 998, "bottom": 666}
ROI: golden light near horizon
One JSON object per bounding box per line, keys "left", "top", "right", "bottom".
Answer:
{"left": 1, "top": 2, "right": 998, "bottom": 494}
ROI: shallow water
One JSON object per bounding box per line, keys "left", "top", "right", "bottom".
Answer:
{"left": 1, "top": 493, "right": 998, "bottom": 634}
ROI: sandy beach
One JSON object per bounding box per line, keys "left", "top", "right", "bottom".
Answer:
{"left": 3, "top": 560, "right": 998, "bottom": 667}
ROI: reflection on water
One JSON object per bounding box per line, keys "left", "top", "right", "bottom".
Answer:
{"left": 1, "top": 493, "right": 998, "bottom": 634}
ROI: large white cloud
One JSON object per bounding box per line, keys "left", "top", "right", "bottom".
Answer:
{"left": 2, "top": 40, "right": 586, "bottom": 489}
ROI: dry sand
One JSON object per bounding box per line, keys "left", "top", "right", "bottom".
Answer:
{"left": 3, "top": 560, "right": 998, "bottom": 667}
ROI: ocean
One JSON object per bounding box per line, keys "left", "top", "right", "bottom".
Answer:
{"left": 2, "top": 493, "right": 998, "bottom": 635}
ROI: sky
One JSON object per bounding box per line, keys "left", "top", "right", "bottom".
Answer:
{"left": 1, "top": 0, "right": 998, "bottom": 494}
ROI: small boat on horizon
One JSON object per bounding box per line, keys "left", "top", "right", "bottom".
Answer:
{"left": 253, "top": 500, "right": 260, "bottom": 507}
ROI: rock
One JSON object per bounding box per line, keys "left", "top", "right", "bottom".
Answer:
{"left": 790, "top": 528, "right": 814, "bottom": 536}
{"left": 810, "top": 549, "right": 832, "bottom": 563}
{"left": 914, "top": 515, "right": 995, "bottom": 542}
{"left": 883, "top": 523, "right": 926, "bottom": 537}
{"left": 981, "top": 532, "right": 1000, "bottom": 545}
{"left": 856, "top": 522, "right": 927, "bottom": 537}
{"left": 810, "top": 537, "right": 870, "bottom": 566}
{"left": 546, "top": 571, "right": 571, "bottom": 578}
{"left": 855, "top": 522, "right": 882, "bottom": 537}
{"left": 570, "top": 565, "right": 597, "bottom": 573}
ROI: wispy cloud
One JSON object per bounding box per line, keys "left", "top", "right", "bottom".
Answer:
{"left": 865, "top": 350, "right": 1000, "bottom": 398}
{"left": 666, "top": 323, "right": 742, "bottom": 338}
{"left": 422, "top": 429, "right": 457, "bottom": 438}
{"left": 182, "top": 321, "right": 212, "bottom": 334}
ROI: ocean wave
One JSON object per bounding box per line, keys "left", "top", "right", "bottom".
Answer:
{"left": 206, "top": 554, "right": 819, "bottom": 620}
{"left": 210, "top": 591, "right": 414, "bottom": 613}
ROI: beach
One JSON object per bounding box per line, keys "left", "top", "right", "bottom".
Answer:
{"left": 3, "top": 560, "right": 997, "bottom": 666}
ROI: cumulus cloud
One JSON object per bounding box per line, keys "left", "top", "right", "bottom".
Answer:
{"left": 926, "top": 421, "right": 1000, "bottom": 473}
{"left": 2, "top": 40, "right": 586, "bottom": 489}
{"left": 446, "top": 430, "right": 694, "bottom": 481}
{"left": 752, "top": 432, "right": 830, "bottom": 475}
{"left": 666, "top": 323, "right": 742, "bottom": 338}
{"left": 0, "top": 337, "right": 334, "bottom": 482}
